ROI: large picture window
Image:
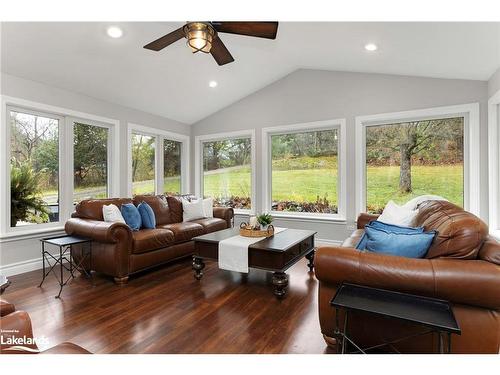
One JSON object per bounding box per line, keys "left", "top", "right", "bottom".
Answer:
{"left": 270, "top": 129, "right": 339, "bottom": 214}
{"left": 201, "top": 137, "right": 252, "bottom": 209}
{"left": 365, "top": 117, "right": 464, "bottom": 213}
{"left": 263, "top": 120, "right": 346, "bottom": 219}
{"left": 356, "top": 104, "right": 480, "bottom": 218}
{"left": 73, "top": 122, "right": 109, "bottom": 203}
{"left": 9, "top": 109, "right": 60, "bottom": 227}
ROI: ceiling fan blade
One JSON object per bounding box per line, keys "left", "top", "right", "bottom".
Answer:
{"left": 143, "top": 27, "right": 185, "bottom": 51}
{"left": 210, "top": 37, "right": 234, "bottom": 66}
{"left": 211, "top": 22, "right": 278, "bottom": 39}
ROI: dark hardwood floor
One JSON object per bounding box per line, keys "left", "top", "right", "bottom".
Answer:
{"left": 3, "top": 257, "right": 334, "bottom": 354}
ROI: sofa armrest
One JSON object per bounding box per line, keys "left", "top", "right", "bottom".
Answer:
{"left": 316, "top": 246, "right": 500, "bottom": 310}
{"left": 65, "top": 218, "right": 131, "bottom": 244}
{"left": 0, "top": 311, "right": 39, "bottom": 353}
{"left": 213, "top": 207, "right": 234, "bottom": 228}
{"left": 356, "top": 213, "right": 380, "bottom": 229}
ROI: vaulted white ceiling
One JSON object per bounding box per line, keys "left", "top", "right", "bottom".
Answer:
{"left": 2, "top": 22, "right": 499, "bottom": 124}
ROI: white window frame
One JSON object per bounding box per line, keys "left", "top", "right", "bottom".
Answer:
{"left": 488, "top": 90, "right": 500, "bottom": 239}
{"left": 127, "top": 123, "right": 190, "bottom": 197}
{"left": 0, "top": 95, "right": 120, "bottom": 238}
{"left": 194, "top": 130, "right": 256, "bottom": 215}
{"left": 262, "top": 119, "right": 347, "bottom": 221}
{"left": 355, "top": 103, "right": 480, "bottom": 218}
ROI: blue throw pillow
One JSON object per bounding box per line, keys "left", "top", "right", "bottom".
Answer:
{"left": 121, "top": 203, "right": 142, "bottom": 231}
{"left": 137, "top": 201, "right": 156, "bottom": 229}
{"left": 356, "top": 221, "right": 425, "bottom": 250}
{"left": 364, "top": 225, "right": 436, "bottom": 258}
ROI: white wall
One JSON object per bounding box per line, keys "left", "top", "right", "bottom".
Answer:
{"left": 191, "top": 69, "right": 489, "bottom": 242}
{"left": 0, "top": 73, "right": 191, "bottom": 276}
{"left": 489, "top": 67, "right": 500, "bottom": 98}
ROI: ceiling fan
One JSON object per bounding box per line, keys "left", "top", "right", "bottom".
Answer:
{"left": 143, "top": 21, "right": 279, "bottom": 66}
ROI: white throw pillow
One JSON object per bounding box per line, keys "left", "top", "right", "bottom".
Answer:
{"left": 202, "top": 197, "right": 214, "bottom": 218}
{"left": 377, "top": 200, "right": 418, "bottom": 227}
{"left": 182, "top": 198, "right": 205, "bottom": 222}
{"left": 402, "top": 195, "right": 448, "bottom": 211}
{"left": 102, "top": 204, "right": 126, "bottom": 224}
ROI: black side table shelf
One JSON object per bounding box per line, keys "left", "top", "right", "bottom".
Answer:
{"left": 39, "top": 235, "right": 93, "bottom": 298}
{"left": 330, "top": 283, "right": 461, "bottom": 354}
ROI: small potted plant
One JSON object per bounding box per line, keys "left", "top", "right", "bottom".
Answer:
{"left": 256, "top": 213, "right": 273, "bottom": 230}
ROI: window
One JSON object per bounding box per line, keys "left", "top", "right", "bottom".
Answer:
{"left": 2, "top": 98, "right": 119, "bottom": 236}
{"left": 365, "top": 117, "right": 464, "bottom": 213}
{"left": 73, "top": 122, "right": 109, "bottom": 203}
{"left": 356, "top": 104, "right": 480, "bottom": 217}
{"left": 163, "top": 139, "right": 182, "bottom": 195}
{"left": 195, "top": 131, "right": 255, "bottom": 212}
{"left": 127, "top": 124, "right": 189, "bottom": 197}
{"left": 131, "top": 133, "right": 156, "bottom": 195}
{"left": 488, "top": 90, "right": 500, "bottom": 238}
{"left": 9, "top": 109, "right": 60, "bottom": 227}
{"left": 202, "top": 138, "right": 252, "bottom": 209}
{"left": 263, "top": 120, "right": 346, "bottom": 219}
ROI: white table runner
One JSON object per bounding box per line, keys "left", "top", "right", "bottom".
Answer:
{"left": 218, "top": 227, "right": 287, "bottom": 273}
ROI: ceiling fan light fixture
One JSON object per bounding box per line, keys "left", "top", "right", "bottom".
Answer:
{"left": 183, "top": 22, "right": 216, "bottom": 54}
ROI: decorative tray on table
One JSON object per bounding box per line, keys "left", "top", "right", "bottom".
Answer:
{"left": 239, "top": 222, "right": 275, "bottom": 238}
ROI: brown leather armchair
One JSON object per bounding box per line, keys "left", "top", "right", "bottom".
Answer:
{"left": 316, "top": 200, "right": 500, "bottom": 353}
{"left": 0, "top": 299, "right": 90, "bottom": 354}
{"left": 65, "top": 195, "right": 234, "bottom": 284}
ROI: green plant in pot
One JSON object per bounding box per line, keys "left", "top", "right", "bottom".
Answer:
{"left": 10, "top": 161, "right": 50, "bottom": 227}
{"left": 256, "top": 213, "right": 273, "bottom": 230}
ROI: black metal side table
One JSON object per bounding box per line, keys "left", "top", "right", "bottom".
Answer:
{"left": 330, "top": 283, "right": 461, "bottom": 354}
{"left": 39, "top": 235, "right": 93, "bottom": 298}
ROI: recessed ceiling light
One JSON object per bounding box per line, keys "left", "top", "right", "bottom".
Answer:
{"left": 209, "top": 80, "right": 218, "bottom": 88}
{"left": 107, "top": 26, "right": 123, "bottom": 39}
{"left": 364, "top": 43, "right": 378, "bottom": 52}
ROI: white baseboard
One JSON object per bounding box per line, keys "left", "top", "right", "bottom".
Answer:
{"left": 0, "top": 257, "right": 44, "bottom": 277}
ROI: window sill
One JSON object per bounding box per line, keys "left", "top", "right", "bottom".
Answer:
{"left": 269, "top": 212, "right": 346, "bottom": 224}
{"left": 233, "top": 209, "right": 254, "bottom": 216}
{"left": 0, "top": 226, "right": 65, "bottom": 242}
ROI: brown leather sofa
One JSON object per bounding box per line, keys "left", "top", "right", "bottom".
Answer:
{"left": 0, "top": 298, "right": 90, "bottom": 354}
{"left": 65, "top": 195, "right": 234, "bottom": 284}
{"left": 316, "top": 200, "right": 500, "bottom": 353}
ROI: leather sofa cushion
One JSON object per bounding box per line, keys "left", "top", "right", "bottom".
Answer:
{"left": 342, "top": 229, "right": 364, "bottom": 248}
{"left": 133, "top": 195, "right": 172, "bottom": 226}
{"left": 190, "top": 218, "right": 227, "bottom": 234}
{"left": 415, "top": 200, "right": 488, "bottom": 259}
{"left": 166, "top": 196, "right": 183, "bottom": 223}
{"left": 160, "top": 222, "right": 204, "bottom": 243}
{"left": 0, "top": 299, "right": 15, "bottom": 317}
{"left": 131, "top": 228, "right": 175, "bottom": 254}
{"left": 73, "top": 198, "right": 133, "bottom": 221}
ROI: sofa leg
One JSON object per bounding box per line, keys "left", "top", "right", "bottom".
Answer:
{"left": 114, "top": 276, "right": 129, "bottom": 285}
{"left": 323, "top": 334, "right": 338, "bottom": 350}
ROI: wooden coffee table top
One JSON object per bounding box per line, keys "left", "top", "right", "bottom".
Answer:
{"left": 193, "top": 227, "right": 316, "bottom": 252}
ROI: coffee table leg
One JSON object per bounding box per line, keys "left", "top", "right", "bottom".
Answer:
{"left": 306, "top": 249, "right": 315, "bottom": 272}
{"left": 272, "top": 271, "right": 289, "bottom": 299}
{"left": 192, "top": 256, "right": 205, "bottom": 280}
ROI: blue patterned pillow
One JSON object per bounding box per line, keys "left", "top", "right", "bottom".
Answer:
{"left": 138, "top": 201, "right": 156, "bottom": 229}
{"left": 121, "top": 203, "right": 142, "bottom": 231}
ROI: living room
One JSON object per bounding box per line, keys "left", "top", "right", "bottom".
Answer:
{"left": 0, "top": 0, "right": 499, "bottom": 372}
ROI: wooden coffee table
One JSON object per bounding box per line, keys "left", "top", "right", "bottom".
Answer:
{"left": 192, "top": 228, "right": 316, "bottom": 298}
